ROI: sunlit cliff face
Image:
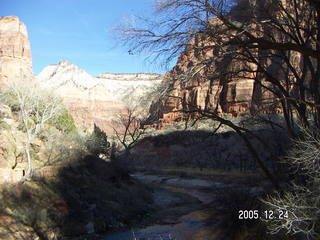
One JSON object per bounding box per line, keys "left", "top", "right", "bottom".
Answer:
{"left": 37, "top": 60, "right": 162, "bottom": 133}
{"left": 0, "top": 16, "right": 33, "bottom": 89}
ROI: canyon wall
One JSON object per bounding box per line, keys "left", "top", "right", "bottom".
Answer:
{"left": 0, "top": 16, "right": 33, "bottom": 183}
{"left": 147, "top": 19, "right": 280, "bottom": 129}
{"left": 37, "top": 60, "right": 162, "bottom": 133}
{"left": 0, "top": 16, "right": 33, "bottom": 89}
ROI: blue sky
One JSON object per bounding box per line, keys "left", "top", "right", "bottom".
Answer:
{"left": 1, "top": 0, "right": 169, "bottom": 76}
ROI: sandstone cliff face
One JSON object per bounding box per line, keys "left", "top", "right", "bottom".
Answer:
{"left": 0, "top": 16, "right": 33, "bottom": 89}
{"left": 147, "top": 42, "right": 258, "bottom": 128}
{"left": 37, "top": 61, "right": 162, "bottom": 133}
{"left": 148, "top": 22, "right": 279, "bottom": 128}
{"left": 166, "top": 39, "right": 260, "bottom": 114}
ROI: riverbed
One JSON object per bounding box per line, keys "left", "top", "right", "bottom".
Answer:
{"left": 104, "top": 172, "right": 267, "bottom": 240}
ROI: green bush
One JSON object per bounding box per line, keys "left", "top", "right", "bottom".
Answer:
{"left": 0, "top": 92, "right": 20, "bottom": 112}
{"left": 0, "top": 120, "right": 11, "bottom": 130}
{"left": 49, "top": 110, "right": 77, "bottom": 133}
{"left": 86, "top": 124, "right": 110, "bottom": 156}
{"left": 17, "top": 118, "right": 35, "bottom": 132}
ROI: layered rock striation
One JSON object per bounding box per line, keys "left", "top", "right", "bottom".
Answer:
{"left": 37, "top": 60, "right": 162, "bottom": 133}
{"left": 0, "top": 16, "right": 33, "bottom": 88}
{"left": 148, "top": 15, "right": 281, "bottom": 128}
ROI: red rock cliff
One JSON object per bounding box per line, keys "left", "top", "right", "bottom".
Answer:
{"left": 148, "top": 20, "right": 282, "bottom": 128}
{"left": 0, "top": 16, "right": 33, "bottom": 88}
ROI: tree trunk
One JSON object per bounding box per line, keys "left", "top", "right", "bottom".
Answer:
{"left": 25, "top": 143, "right": 33, "bottom": 179}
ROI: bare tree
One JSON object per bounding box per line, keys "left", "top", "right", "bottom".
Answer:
{"left": 262, "top": 126, "right": 320, "bottom": 239}
{"left": 5, "top": 76, "right": 62, "bottom": 179}
{"left": 111, "top": 107, "right": 145, "bottom": 155}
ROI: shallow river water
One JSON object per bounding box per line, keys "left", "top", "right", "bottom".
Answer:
{"left": 104, "top": 173, "right": 230, "bottom": 240}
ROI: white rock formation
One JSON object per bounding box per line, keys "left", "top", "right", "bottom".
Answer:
{"left": 37, "top": 60, "right": 162, "bottom": 133}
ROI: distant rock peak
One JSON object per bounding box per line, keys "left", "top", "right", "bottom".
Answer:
{"left": 58, "top": 59, "right": 72, "bottom": 65}
{"left": 0, "top": 16, "right": 20, "bottom": 21}
{"left": 38, "top": 60, "right": 98, "bottom": 90}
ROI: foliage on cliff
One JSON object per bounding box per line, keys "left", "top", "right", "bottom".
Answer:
{"left": 49, "top": 110, "right": 77, "bottom": 134}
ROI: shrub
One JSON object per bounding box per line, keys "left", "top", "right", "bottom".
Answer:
{"left": 49, "top": 109, "right": 77, "bottom": 134}
{"left": 0, "top": 92, "right": 20, "bottom": 112}
{"left": 86, "top": 124, "right": 110, "bottom": 156}
{"left": 0, "top": 120, "right": 11, "bottom": 130}
{"left": 43, "top": 131, "right": 87, "bottom": 166}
